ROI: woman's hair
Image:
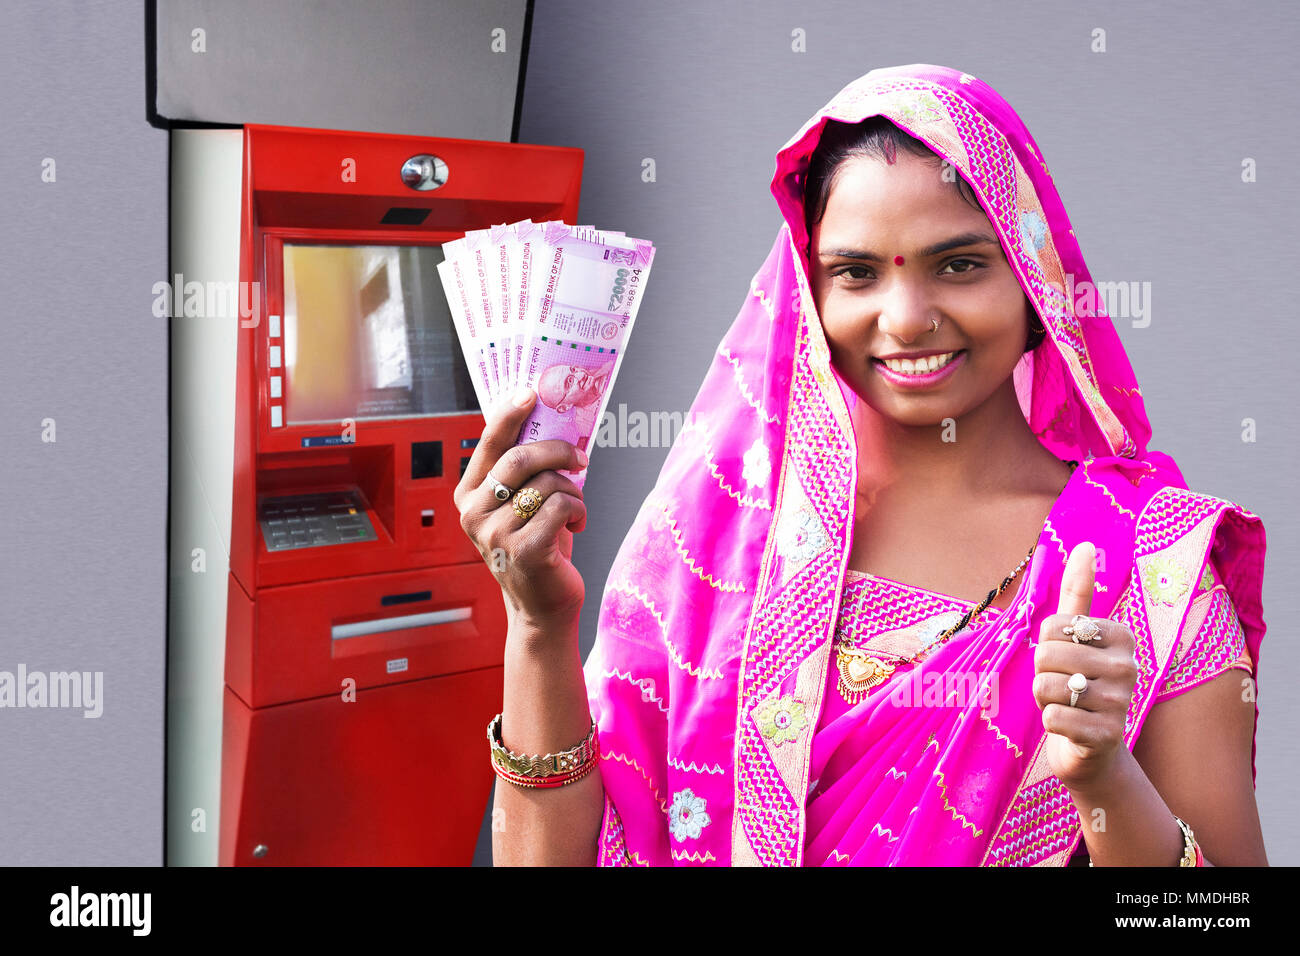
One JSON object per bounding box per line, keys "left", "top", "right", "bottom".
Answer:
{"left": 803, "top": 116, "right": 1047, "bottom": 352}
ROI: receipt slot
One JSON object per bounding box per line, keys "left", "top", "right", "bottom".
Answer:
{"left": 167, "top": 125, "right": 583, "bottom": 865}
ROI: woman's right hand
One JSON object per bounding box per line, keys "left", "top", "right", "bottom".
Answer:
{"left": 454, "top": 387, "right": 589, "bottom": 636}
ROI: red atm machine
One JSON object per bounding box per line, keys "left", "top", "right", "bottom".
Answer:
{"left": 170, "top": 124, "right": 583, "bottom": 866}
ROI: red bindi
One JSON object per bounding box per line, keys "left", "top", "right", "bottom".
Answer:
{"left": 894, "top": 255, "right": 905, "bottom": 266}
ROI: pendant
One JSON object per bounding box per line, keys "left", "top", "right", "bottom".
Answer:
{"left": 835, "top": 647, "right": 897, "bottom": 705}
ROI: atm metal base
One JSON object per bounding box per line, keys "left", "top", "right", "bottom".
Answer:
{"left": 219, "top": 667, "right": 501, "bottom": 866}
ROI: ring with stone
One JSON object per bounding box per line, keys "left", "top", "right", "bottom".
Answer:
{"left": 512, "top": 487, "right": 545, "bottom": 520}
{"left": 1067, "top": 672, "right": 1088, "bottom": 707}
{"left": 1063, "top": 614, "right": 1102, "bottom": 644}
{"left": 486, "top": 471, "right": 514, "bottom": 502}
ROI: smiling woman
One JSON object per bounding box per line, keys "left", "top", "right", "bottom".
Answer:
{"left": 808, "top": 121, "right": 1045, "bottom": 426}
{"left": 479, "top": 64, "right": 1270, "bottom": 868}
{"left": 801, "top": 119, "right": 1078, "bottom": 616}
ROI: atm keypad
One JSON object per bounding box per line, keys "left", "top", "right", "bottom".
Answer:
{"left": 258, "top": 491, "right": 378, "bottom": 552}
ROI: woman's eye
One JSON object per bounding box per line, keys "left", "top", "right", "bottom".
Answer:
{"left": 942, "top": 258, "right": 983, "bottom": 274}
{"left": 834, "top": 265, "right": 874, "bottom": 282}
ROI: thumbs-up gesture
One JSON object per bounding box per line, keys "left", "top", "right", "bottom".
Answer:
{"left": 1033, "top": 541, "right": 1139, "bottom": 791}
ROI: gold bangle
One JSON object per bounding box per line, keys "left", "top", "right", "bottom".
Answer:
{"left": 1088, "top": 813, "right": 1200, "bottom": 867}
{"left": 486, "top": 713, "right": 599, "bottom": 778}
{"left": 1172, "top": 814, "right": 1200, "bottom": 867}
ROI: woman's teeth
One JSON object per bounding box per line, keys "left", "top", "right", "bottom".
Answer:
{"left": 880, "top": 351, "right": 959, "bottom": 375}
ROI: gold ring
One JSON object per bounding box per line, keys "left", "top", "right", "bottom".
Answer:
{"left": 512, "top": 487, "right": 545, "bottom": 520}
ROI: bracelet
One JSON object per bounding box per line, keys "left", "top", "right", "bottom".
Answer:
{"left": 1087, "top": 812, "right": 1203, "bottom": 867}
{"left": 487, "top": 713, "right": 600, "bottom": 787}
{"left": 492, "top": 760, "right": 598, "bottom": 789}
{"left": 1173, "top": 814, "right": 1203, "bottom": 867}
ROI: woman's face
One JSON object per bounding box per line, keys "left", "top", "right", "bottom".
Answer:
{"left": 809, "top": 152, "right": 1033, "bottom": 427}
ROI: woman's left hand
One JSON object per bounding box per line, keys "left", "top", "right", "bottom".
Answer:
{"left": 1033, "top": 541, "right": 1140, "bottom": 790}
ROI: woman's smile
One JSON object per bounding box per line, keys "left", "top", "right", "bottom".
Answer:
{"left": 871, "top": 348, "right": 967, "bottom": 387}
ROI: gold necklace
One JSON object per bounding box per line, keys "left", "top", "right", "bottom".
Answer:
{"left": 835, "top": 543, "right": 1036, "bottom": 705}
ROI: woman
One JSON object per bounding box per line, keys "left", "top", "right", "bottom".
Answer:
{"left": 457, "top": 64, "right": 1268, "bottom": 866}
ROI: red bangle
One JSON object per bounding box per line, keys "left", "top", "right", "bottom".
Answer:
{"left": 492, "top": 759, "right": 597, "bottom": 789}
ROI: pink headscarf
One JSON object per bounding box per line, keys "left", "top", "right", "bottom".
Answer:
{"left": 583, "top": 64, "right": 1267, "bottom": 865}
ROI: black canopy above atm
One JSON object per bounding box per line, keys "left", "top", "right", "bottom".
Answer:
{"left": 148, "top": 0, "right": 532, "bottom": 143}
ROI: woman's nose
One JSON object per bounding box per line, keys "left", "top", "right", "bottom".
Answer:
{"left": 875, "top": 282, "right": 936, "bottom": 344}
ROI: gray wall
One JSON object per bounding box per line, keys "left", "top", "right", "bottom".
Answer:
{"left": 1, "top": 0, "right": 168, "bottom": 866}
{"left": 1, "top": 0, "right": 1295, "bottom": 866}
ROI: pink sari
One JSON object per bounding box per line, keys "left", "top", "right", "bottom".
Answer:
{"left": 583, "top": 64, "right": 1267, "bottom": 866}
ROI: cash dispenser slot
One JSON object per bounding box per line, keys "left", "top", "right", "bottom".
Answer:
{"left": 235, "top": 562, "right": 503, "bottom": 708}
{"left": 331, "top": 606, "right": 472, "bottom": 640}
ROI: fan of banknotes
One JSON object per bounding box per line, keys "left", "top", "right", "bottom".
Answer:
{"left": 437, "top": 219, "right": 655, "bottom": 488}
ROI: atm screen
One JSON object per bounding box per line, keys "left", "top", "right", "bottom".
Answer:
{"left": 281, "top": 243, "right": 479, "bottom": 423}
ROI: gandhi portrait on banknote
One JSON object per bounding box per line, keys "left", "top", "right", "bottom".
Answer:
{"left": 537, "top": 358, "right": 615, "bottom": 437}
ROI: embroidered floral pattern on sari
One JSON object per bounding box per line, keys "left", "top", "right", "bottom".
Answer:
{"left": 1141, "top": 554, "right": 1192, "bottom": 606}
{"left": 668, "top": 788, "right": 712, "bottom": 841}
{"left": 743, "top": 438, "right": 773, "bottom": 490}
{"left": 1018, "top": 208, "right": 1048, "bottom": 255}
{"left": 772, "top": 470, "right": 833, "bottom": 587}
{"left": 754, "top": 694, "right": 809, "bottom": 745}
{"left": 778, "top": 501, "right": 830, "bottom": 567}
{"left": 888, "top": 88, "right": 948, "bottom": 126}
